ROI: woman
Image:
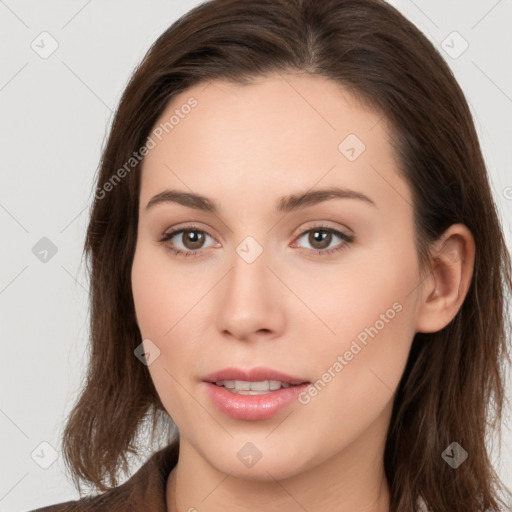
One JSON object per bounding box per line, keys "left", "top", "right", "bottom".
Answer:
{"left": 31, "top": 0, "right": 512, "bottom": 510}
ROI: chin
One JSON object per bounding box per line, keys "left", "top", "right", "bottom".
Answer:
{"left": 196, "top": 436, "right": 319, "bottom": 482}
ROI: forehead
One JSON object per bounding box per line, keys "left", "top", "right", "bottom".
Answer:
{"left": 147, "top": 72, "right": 383, "bottom": 151}
{"left": 139, "top": 73, "right": 410, "bottom": 212}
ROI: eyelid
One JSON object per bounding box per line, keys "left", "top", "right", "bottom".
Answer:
{"left": 290, "top": 224, "right": 353, "bottom": 253}
{"left": 159, "top": 221, "right": 354, "bottom": 257}
{"left": 162, "top": 220, "right": 352, "bottom": 241}
{"left": 160, "top": 223, "right": 219, "bottom": 248}
{"left": 290, "top": 220, "right": 353, "bottom": 239}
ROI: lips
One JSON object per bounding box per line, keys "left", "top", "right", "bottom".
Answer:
{"left": 202, "top": 366, "right": 309, "bottom": 386}
{"left": 202, "top": 367, "right": 310, "bottom": 420}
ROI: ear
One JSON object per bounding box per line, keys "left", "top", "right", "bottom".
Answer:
{"left": 415, "top": 224, "right": 475, "bottom": 333}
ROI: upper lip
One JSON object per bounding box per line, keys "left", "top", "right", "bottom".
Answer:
{"left": 203, "top": 367, "right": 309, "bottom": 385}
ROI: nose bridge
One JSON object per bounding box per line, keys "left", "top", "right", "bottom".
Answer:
{"left": 226, "top": 235, "right": 271, "bottom": 308}
{"left": 215, "top": 234, "right": 284, "bottom": 340}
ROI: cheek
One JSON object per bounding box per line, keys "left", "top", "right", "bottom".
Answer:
{"left": 293, "top": 253, "right": 418, "bottom": 453}
{"left": 131, "top": 243, "right": 211, "bottom": 340}
{"left": 307, "top": 236, "right": 420, "bottom": 389}
{"left": 132, "top": 246, "right": 206, "bottom": 425}
{"left": 131, "top": 244, "right": 215, "bottom": 398}
{"left": 309, "top": 237, "right": 418, "bottom": 339}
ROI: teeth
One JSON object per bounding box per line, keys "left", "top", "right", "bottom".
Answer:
{"left": 235, "top": 380, "right": 251, "bottom": 391}
{"left": 215, "top": 380, "right": 294, "bottom": 393}
{"left": 269, "top": 380, "right": 281, "bottom": 390}
{"left": 249, "top": 381, "right": 269, "bottom": 391}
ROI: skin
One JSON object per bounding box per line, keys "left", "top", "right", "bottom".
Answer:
{"left": 131, "top": 72, "right": 475, "bottom": 512}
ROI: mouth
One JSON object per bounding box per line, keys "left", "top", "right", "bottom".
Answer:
{"left": 202, "top": 366, "right": 309, "bottom": 389}
{"left": 202, "top": 367, "right": 310, "bottom": 420}
{"left": 212, "top": 379, "right": 298, "bottom": 395}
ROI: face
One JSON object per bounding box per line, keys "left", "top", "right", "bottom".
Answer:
{"left": 131, "top": 73, "right": 423, "bottom": 481}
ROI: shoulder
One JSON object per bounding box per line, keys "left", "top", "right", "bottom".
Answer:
{"left": 27, "top": 486, "right": 138, "bottom": 512}
{"left": 27, "top": 493, "right": 130, "bottom": 512}
{"left": 27, "top": 499, "right": 93, "bottom": 511}
{"left": 28, "top": 442, "right": 179, "bottom": 512}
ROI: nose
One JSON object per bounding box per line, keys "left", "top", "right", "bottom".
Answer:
{"left": 215, "top": 246, "right": 287, "bottom": 343}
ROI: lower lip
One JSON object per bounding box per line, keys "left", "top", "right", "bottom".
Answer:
{"left": 204, "top": 382, "right": 309, "bottom": 421}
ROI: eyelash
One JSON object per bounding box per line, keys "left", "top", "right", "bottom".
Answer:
{"left": 158, "top": 224, "right": 354, "bottom": 259}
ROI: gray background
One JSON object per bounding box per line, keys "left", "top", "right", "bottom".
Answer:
{"left": 1, "top": 0, "right": 511, "bottom": 510}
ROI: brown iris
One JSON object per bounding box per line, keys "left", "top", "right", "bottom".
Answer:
{"left": 181, "top": 230, "right": 206, "bottom": 250}
{"left": 308, "top": 229, "right": 332, "bottom": 250}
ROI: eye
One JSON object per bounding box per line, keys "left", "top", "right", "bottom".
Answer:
{"left": 292, "top": 225, "right": 354, "bottom": 255}
{"left": 158, "top": 224, "right": 354, "bottom": 258}
{"left": 159, "top": 226, "right": 217, "bottom": 258}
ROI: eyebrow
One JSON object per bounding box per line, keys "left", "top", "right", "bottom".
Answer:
{"left": 145, "top": 186, "right": 376, "bottom": 214}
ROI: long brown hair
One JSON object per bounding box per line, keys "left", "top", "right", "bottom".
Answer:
{"left": 62, "top": 0, "right": 512, "bottom": 510}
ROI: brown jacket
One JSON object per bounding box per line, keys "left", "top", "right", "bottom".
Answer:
{"left": 29, "top": 442, "right": 179, "bottom": 512}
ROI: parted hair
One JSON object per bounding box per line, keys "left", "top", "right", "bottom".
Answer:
{"left": 62, "top": 1, "right": 512, "bottom": 510}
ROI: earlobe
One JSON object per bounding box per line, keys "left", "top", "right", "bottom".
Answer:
{"left": 415, "top": 224, "right": 475, "bottom": 334}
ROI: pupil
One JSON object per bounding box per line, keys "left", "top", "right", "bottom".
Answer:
{"left": 184, "top": 230, "right": 204, "bottom": 249}
{"left": 310, "top": 230, "right": 330, "bottom": 249}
